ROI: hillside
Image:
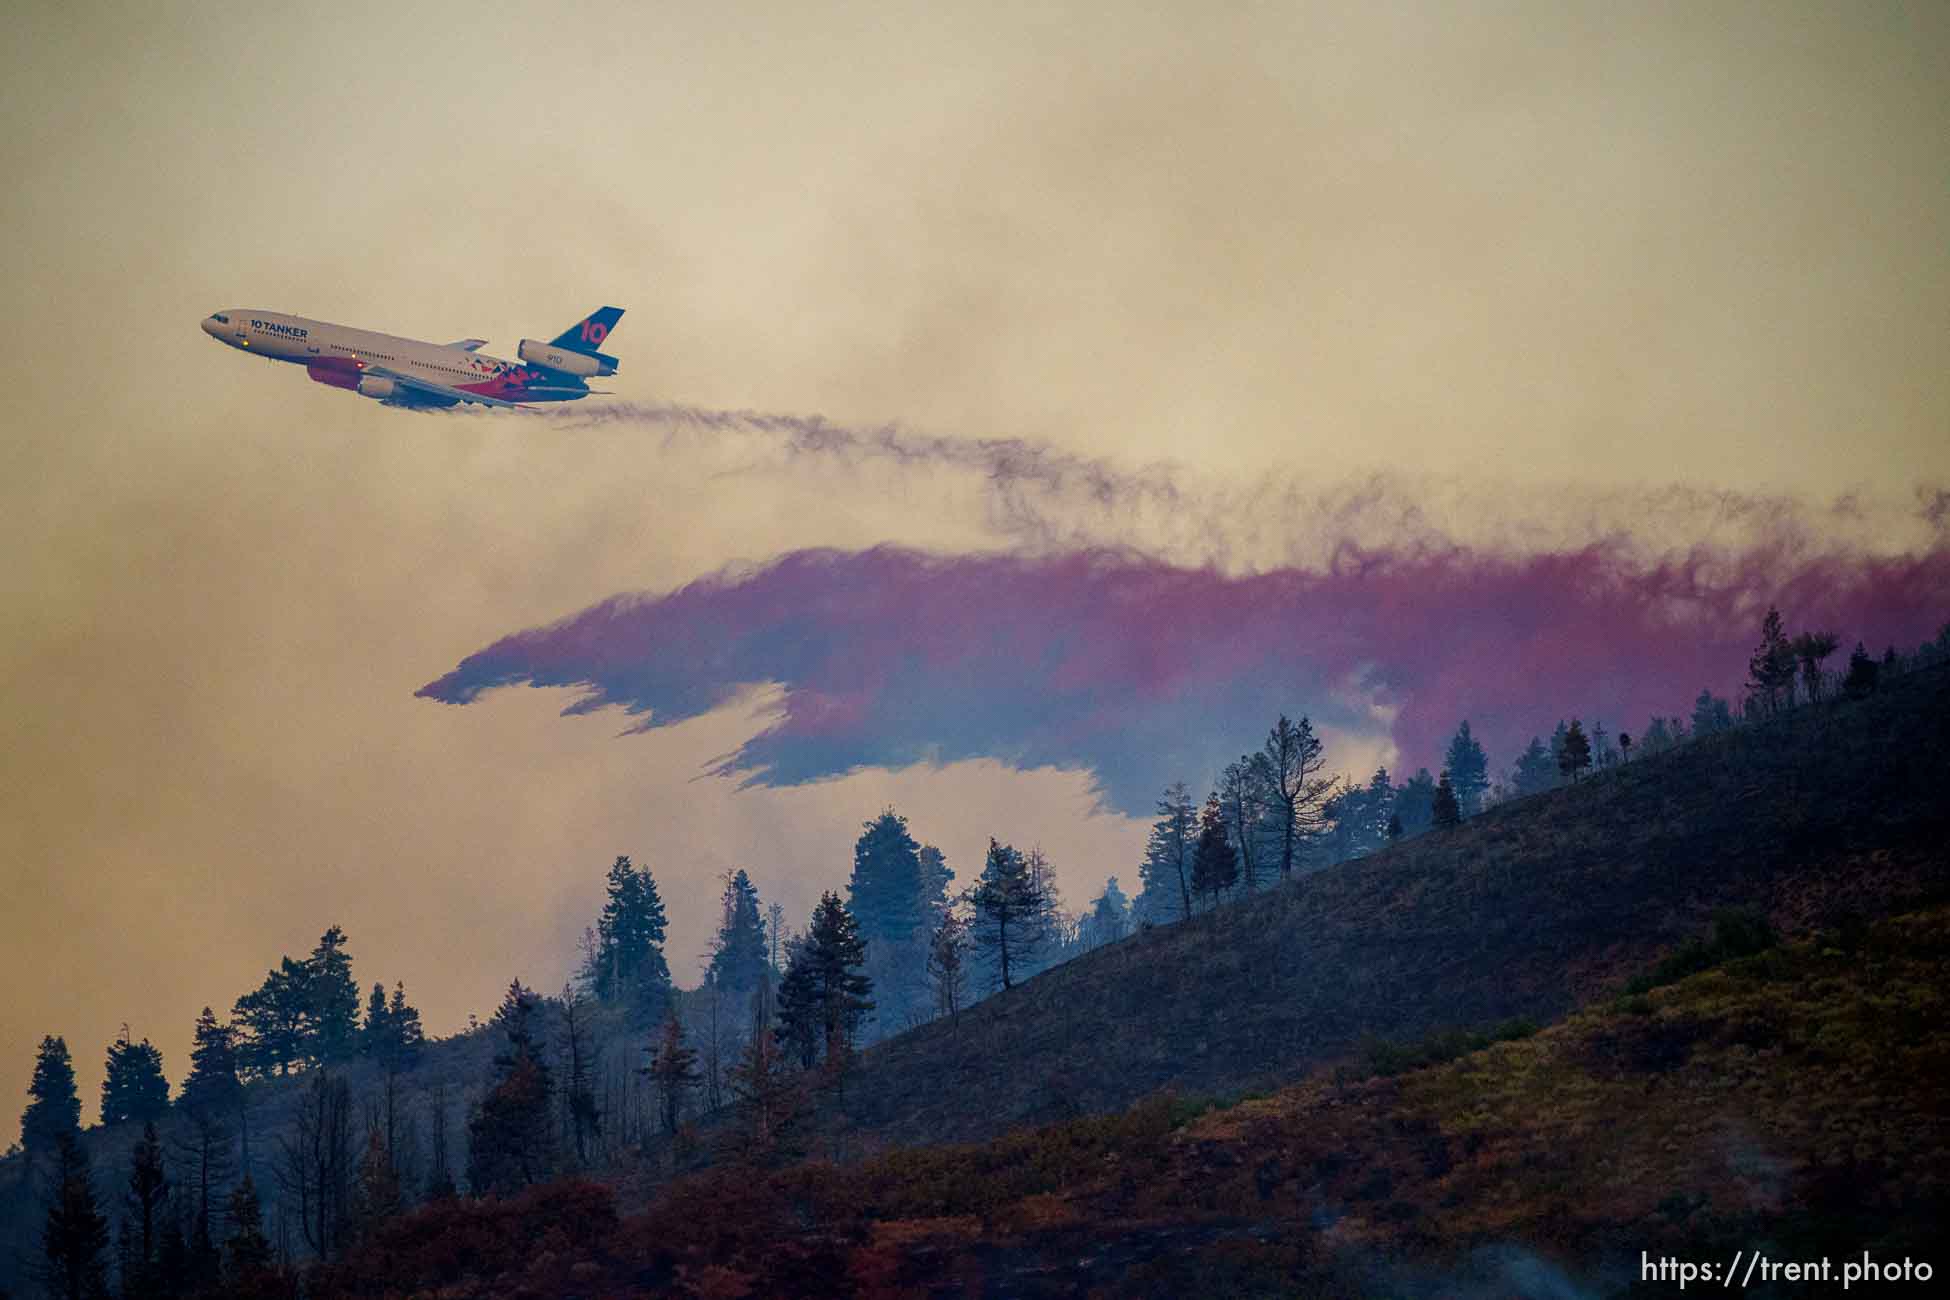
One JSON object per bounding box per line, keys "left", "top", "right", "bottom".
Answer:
{"left": 821, "top": 665, "right": 1950, "bottom": 1152}
{"left": 6, "top": 665, "right": 1943, "bottom": 1297}
{"left": 314, "top": 903, "right": 1950, "bottom": 1297}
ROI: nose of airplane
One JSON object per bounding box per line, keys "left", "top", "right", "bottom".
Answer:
{"left": 202, "top": 314, "right": 223, "bottom": 339}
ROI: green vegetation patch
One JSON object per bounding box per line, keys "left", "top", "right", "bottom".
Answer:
{"left": 1360, "top": 1017, "right": 1540, "bottom": 1078}
{"left": 1623, "top": 907, "right": 1777, "bottom": 995}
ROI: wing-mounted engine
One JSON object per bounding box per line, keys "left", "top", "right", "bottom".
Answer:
{"left": 307, "top": 361, "right": 359, "bottom": 391}
{"left": 516, "top": 338, "right": 618, "bottom": 378}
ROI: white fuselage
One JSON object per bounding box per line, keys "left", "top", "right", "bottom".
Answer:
{"left": 203, "top": 310, "right": 512, "bottom": 375}
{"left": 200, "top": 309, "right": 590, "bottom": 407}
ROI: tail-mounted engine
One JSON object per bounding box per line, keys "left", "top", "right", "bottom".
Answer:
{"left": 516, "top": 339, "right": 618, "bottom": 378}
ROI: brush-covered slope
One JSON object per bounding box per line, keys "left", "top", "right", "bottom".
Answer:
{"left": 836, "top": 666, "right": 1950, "bottom": 1150}
{"left": 316, "top": 905, "right": 1950, "bottom": 1298}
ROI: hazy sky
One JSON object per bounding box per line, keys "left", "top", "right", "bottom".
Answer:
{"left": 4, "top": 0, "right": 1946, "bottom": 1119}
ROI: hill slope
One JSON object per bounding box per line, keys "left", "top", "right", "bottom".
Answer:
{"left": 831, "top": 667, "right": 1949, "bottom": 1151}
{"left": 315, "top": 904, "right": 1950, "bottom": 1297}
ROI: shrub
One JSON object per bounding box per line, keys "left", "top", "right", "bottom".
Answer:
{"left": 1625, "top": 909, "right": 1777, "bottom": 995}
{"left": 1361, "top": 1017, "right": 1539, "bottom": 1078}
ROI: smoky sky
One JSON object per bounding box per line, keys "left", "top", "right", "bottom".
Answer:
{"left": 7, "top": 0, "right": 1950, "bottom": 1123}
{"left": 420, "top": 535, "right": 1950, "bottom": 815}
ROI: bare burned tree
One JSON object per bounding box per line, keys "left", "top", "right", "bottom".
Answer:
{"left": 276, "top": 1070, "right": 353, "bottom": 1261}
{"left": 558, "top": 983, "right": 600, "bottom": 1166}
{"left": 926, "top": 910, "right": 969, "bottom": 1023}
{"left": 423, "top": 1080, "right": 455, "bottom": 1200}
{"left": 1264, "top": 715, "right": 1335, "bottom": 877}
{"left": 1219, "top": 755, "right": 1271, "bottom": 892}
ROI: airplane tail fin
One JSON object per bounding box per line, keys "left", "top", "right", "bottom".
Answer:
{"left": 549, "top": 306, "right": 625, "bottom": 354}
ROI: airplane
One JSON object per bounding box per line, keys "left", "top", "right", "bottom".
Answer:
{"left": 199, "top": 305, "right": 624, "bottom": 409}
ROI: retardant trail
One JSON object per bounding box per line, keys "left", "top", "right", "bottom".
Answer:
{"left": 418, "top": 540, "right": 1950, "bottom": 816}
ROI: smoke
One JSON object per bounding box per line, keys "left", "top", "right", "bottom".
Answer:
{"left": 418, "top": 539, "right": 1950, "bottom": 817}
{"left": 543, "top": 399, "right": 1192, "bottom": 555}
{"left": 545, "top": 401, "right": 1949, "bottom": 574}
{"left": 1370, "top": 1243, "right": 1611, "bottom": 1300}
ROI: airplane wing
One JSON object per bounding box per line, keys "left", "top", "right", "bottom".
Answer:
{"left": 446, "top": 338, "right": 488, "bottom": 351}
{"left": 365, "top": 365, "right": 527, "bottom": 409}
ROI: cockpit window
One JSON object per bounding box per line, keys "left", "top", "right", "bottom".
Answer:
{"left": 213, "top": 314, "right": 229, "bottom": 324}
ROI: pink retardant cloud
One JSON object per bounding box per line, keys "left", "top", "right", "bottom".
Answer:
{"left": 418, "top": 540, "right": 1950, "bottom": 815}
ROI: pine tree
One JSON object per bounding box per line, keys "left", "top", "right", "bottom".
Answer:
{"left": 1190, "top": 792, "right": 1239, "bottom": 912}
{"left": 41, "top": 1133, "right": 109, "bottom": 1300}
{"left": 588, "top": 856, "right": 672, "bottom": 1016}
{"left": 1691, "top": 688, "right": 1735, "bottom": 737}
{"left": 1443, "top": 722, "right": 1489, "bottom": 818}
{"left": 1843, "top": 642, "right": 1881, "bottom": 698}
{"left": 1792, "top": 630, "right": 1840, "bottom": 704}
{"left": 917, "top": 845, "right": 955, "bottom": 921}
{"left": 1510, "top": 738, "right": 1557, "bottom": 796}
{"left": 804, "top": 893, "right": 873, "bottom": 1069}
{"left": 348, "top": 1125, "right": 403, "bottom": 1243}
{"left": 361, "top": 980, "right": 424, "bottom": 1072}
{"left": 591, "top": 855, "right": 642, "bottom": 1002}
{"left": 848, "top": 810, "right": 930, "bottom": 1037}
{"left": 385, "top": 981, "right": 424, "bottom": 1069}
{"left": 1431, "top": 771, "right": 1462, "bottom": 828}
{"left": 644, "top": 1015, "right": 699, "bottom": 1135}
{"left": 707, "top": 869, "right": 770, "bottom": 1011}
{"left": 1361, "top": 767, "right": 1395, "bottom": 849}
{"left": 1747, "top": 605, "right": 1797, "bottom": 716}
{"left": 723, "top": 1030, "right": 803, "bottom": 1166}
{"left": 1559, "top": 719, "right": 1592, "bottom": 782}
{"left": 156, "top": 1200, "right": 193, "bottom": 1298}
{"left": 223, "top": 1174, "right": 274, "bottom": 1276}
{"left": 176, "top": 1013, "right": 239, "bottom": 1281}
{"left": 1319, "top": 784, "right": 1358, "bottom": 865}
{"left": 969, "top": 840, "right": 1048, "bottom": 991}
{"left": 1020, "top": 848, "right": 1068, "bottom": 981}
{"left": 180, "top": 1008, "right": 242, "bottom": 1119}
{"left": 361, "top": 983, "right": 391, "bottom": 1058}
{"left": 467, "top": 981, "right": 554, "bottom": 1196}
{"left": 306, "top": 926, "right": 362, "bottom": 1064}
{"left": 1386, "top": 813, "right": 1404, "bottom": 841}
{"left": 120, "top": 1122, "right": 168, "bottom": 1299}
{"left": 1085, "top": 878, "right": 1131, "bottom": 948}
{"left": 765, "top": 903, "right": 787, "bottom": 973}
{"left": 21, "top": 1035, "right": 82, "bottom": 1159}
{"left": 1590, "top": 720, "right": 1617, "bottom": 770}
{"left": 1394, "top": 768, "right": 1440, "bottom": 834}
{"left": 1263, "top": 715, "right": 1332, "bottom": 876}
{"left": 775, "top": 946, "right": 821, "bottom": 1071}
{"left": 1640, "top": 716, "right": 1679, "bottom": 755}
{"left": 172, "top": 1109, "right": 233, "bottom": 1288}
{"left": 1322, "top": 768, "right": 1393, "bottom": 863}
{"left": 100, "top": 1029, "right": 169, "bottom": 1127}
{"left": 233, "top": 957, "right": 312, "bottom": 1078}
{"left": 1139, "top": 782, "right": 1197, "bottom": 921}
